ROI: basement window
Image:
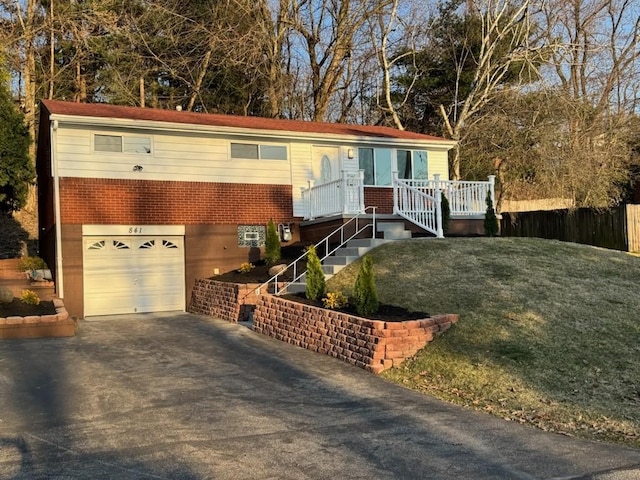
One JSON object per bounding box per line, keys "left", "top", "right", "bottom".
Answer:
{"left": 94, "top": 134, "right": 152, "bottom": 154}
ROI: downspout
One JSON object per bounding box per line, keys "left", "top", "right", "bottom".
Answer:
{"left": 51, "top": 118, "right": 64, "bottom": 299}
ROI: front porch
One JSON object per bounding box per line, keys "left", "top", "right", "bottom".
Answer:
{"left": 300, "top": 172, "right": 495, "bottom": 240}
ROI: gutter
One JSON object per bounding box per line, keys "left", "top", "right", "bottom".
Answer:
{"left": 46, "top": 113, "right": 457, "bottom": 151}
{"left": 50, "top": 118, "right": 64, "bottom": 299}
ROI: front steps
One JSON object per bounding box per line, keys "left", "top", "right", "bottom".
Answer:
{"left": 286, "top": 221, "right": 414, "bottom": 294}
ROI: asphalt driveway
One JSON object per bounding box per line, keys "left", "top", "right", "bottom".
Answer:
{"left": 1, "top": 312, "right": 639, "bottom": 480}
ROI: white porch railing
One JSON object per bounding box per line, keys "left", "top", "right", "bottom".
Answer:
{"left": 393, "top": 173, "right": 443, "bottom": 238}
{"left": 301, "top": 171, "right": 365, "bottom": 220}
{"left": 395, "top": 175, "right": 495, "bottom": 217}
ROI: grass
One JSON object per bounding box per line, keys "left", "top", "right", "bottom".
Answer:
{"left": 326, "top": 237, "right": 640, "bottom": 448}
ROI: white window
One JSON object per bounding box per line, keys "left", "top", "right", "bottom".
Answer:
{"left": 94, "top": 134, "right": 151, "bottom": 154}
{"left": 230, "top": 142, "right": 287, "bottom": 160}
{"left": 397, "top": 150, "right": 428, "bottom": 180}
{"left": 359, "top": 148, "right": 427, "bottom": 186}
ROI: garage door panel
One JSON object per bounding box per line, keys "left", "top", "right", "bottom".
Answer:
{"left": 83, "top": 235, "right": 185, "bottom": 317}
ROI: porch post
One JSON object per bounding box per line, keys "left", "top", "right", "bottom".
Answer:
{"left": 341, "top": 170, "right": 348, "bottom": 214}
{"left": 488, "top": 175, "right": 496, "bottom": 210}
{"left": 392, "top": 171, "right": 399, "bottom": 214}
{"left": 435, "top": 188, "right": 444, "bottom": 238}
{"left": 358, "top": 169, "right": 365, "bottom": 213}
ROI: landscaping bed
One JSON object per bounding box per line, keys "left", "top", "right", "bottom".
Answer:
{"left": 0, "top": 297, "right": 76, "bottom": 339}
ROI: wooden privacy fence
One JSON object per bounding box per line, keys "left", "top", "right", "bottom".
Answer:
{"left": 500, "top": 204, "right": 640, "bottom": 253}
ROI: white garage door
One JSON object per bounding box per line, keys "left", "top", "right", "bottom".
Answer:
{"left": 83, "top": 235, "right": 185, "bottom": 316}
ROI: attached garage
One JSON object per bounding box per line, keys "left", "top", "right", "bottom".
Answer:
{"left": 82, "top": 226, "right": 185, "bottom": 317}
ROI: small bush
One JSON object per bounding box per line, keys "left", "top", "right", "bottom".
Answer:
{"left": 353, "top": 255, "right": 379, "bottom": 316}
{"left": 0, "top": 287, "right": 13, "bottom": 304}
{"left": 265, "top": 219, "right": 281, "bottom": 266}
{"left": 238, "top": 262, "right": 255, "bottom": 273}
{"left": 484, "top": 192, "right": 499, "bottom": 237}
{"left": 440, "top": 193, "right": 451, "bottom": 234}
{"left": 20, "top": 289, "right": 40, "bottom": 306}
{"left": 305, "top": 245, "right": 325, "bottom": 301}
{"left": 18, "top": 256, "right": 47, "bottom": 272}
{"left": 322, "top": 291, "right": 348, "bottom": 310}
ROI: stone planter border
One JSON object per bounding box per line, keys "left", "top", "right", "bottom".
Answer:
{"left": 0, "top": 298, "right": 76, "bottom": 339}
{"left": 189, "top": 278, "right": 459, "bottom": 374}
{"left": 253, "top": 295, "right": 458, "bottom": 373}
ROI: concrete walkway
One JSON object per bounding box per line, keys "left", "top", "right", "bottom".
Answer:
{"left": 0, "top": 312, "right": 639, "bottom": 479}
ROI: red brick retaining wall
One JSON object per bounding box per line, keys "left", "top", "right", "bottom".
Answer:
{"left": 188, "top": 279, "right": 261, "bottom": 322}
{"left": 253, "top": 295, "right": 458, "bottom": 373}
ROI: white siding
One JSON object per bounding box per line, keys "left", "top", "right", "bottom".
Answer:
{"left": 290, "top": 143, "right": 313, "bottom": 217}
{"left": 55, "top": 125, "right": 292, "bottom": 185}
{"left": 427, "top": 148, "right": 450, "bottom": 180}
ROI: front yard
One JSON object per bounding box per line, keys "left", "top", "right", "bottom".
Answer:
{"left": 327, "top": 237, "right": 640, "bottom": 448}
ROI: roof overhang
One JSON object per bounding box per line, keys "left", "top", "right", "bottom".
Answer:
{"left": 47, "top": 113, "right": 457, "bottom": 151}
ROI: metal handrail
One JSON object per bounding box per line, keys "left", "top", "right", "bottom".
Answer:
{"left": 246, "top": 206, "right": 377, "bottom": 299}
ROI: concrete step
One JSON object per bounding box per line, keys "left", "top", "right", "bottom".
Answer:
{"left": 333, "top": 246, "right": 371, "bottom": 257}
{"left": 285, "top": 282, "right": 306, "bottom": 294}
{"left": 376, "top": 221, "right": 412, "bottom": 240}
{"left": 322, "top": 264, "right": 345, "bottom": 275}
{"left": 323, "top": 255, "right": 359, "bottom": 266}
{"left": 345, "top": 238, "right": 390, "bottom": 248}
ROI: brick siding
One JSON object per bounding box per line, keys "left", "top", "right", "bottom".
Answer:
{"left": 364, "top": 187, "right": 393, "bottom": 214}
{"left": 59, "top": 178, "right": 295, "bottom": 224}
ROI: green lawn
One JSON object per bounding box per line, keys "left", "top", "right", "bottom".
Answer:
{"left": 327, "top": 237, "right": 640, "bottom": 447}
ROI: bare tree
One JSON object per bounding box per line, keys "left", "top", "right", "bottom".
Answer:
{"left": 435, "top": 0, "right": 542, "bottom": 180}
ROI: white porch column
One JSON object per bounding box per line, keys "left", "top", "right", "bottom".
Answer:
{"left": 488, "top": 175, "right": 496, "bottom": 209}
{"left": 358, "top": 169, "right": 365, "bottom": 213}
{"left": 392, "top": 171, "right": 399, "bottom": 214}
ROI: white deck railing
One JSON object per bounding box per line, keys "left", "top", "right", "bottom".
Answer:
{"left": 301, "top": 171, "right": 365, "bottom": 220}
{"left": 393, "top": 173, "right": 443, "bottom": 238}
{"left": 396, "top": 175, "right": 495, "bottom": 217}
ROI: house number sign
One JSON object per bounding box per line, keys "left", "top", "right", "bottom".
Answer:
{"left": 128, "top": 227, "right": 144, "bottom": 234}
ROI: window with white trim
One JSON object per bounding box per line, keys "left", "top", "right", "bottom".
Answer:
{"left": 94, "top": 134, "right": 151, "bottom": 154}
{"left": 397, "top": 150, "right": 428, "bottom": 180}
{"left": 230, "top": 142, "right": 287, "bottom": 160}
{"left": 359, "top": 147, "right": 428, "bottom": 186}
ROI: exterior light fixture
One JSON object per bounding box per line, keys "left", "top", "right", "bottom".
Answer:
{"left": 347, "top": 148, "right": 355, "bottom": 159}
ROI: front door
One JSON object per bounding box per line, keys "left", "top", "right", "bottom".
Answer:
{"left": 312, "top": 146, "right": 340, "bottom": 185}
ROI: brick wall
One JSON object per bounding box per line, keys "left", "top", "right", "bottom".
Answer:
{"left": 59, "top": 178, "right": 295, "bottom": 225}
{"left": 364, "top": 187, "right": 394, "bottom": 215}
{"left": 188, "top": 279, "right": 261, "bottom": 322}
{"left": 253, "top": 295, "right": 458, "bottom": 373}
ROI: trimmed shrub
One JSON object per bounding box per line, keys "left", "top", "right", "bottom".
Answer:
{"left": 305, "top": 245, "right": 325, "bottom": 301}
{"left": 353, "top": 255, "right": 379, "bottom": 316}
{"left": 440, "top": 193, "right": 451, "bottom": 234}
{"left": 484, "top": 192, "right": 499, "bottom": 237}
{"left": 265, "top": 219, "right": 281, "bottom": 266}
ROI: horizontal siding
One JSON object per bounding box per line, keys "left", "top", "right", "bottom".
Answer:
{"left": 290, "top": 143, "right": 313, "bottom": 217}
{"left": 55, "top": 125, "right": 291, "bottom": 185}
{"left": 427, "top": 149, "right": 449, "bottom": 180}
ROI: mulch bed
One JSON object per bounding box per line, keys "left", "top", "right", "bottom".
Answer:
{"left": 213, "top": 244, "right": 309, "bottom": 283}
{"left": 281, "top": 293, "right": 428, "bottom": 322}
{"left": 0, "top": 298, "right": 57, "bottom": 317}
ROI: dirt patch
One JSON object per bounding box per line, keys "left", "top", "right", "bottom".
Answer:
{"left": 0, "top": 298, "right": 57, "bottom": 317}
{"left": 281, "top": 293, "right": 429, "bottom": 322}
